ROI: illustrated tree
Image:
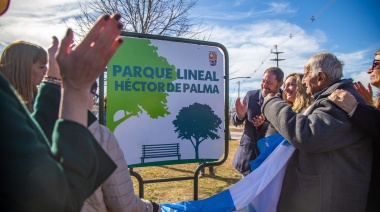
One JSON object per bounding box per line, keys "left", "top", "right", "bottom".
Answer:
{"left": 172, "top": 102, "right": 222, "bottom": 159}
{"left": 73, "top": 0, "right": 210, "bottom": 39}
{"left": 71, "top": 0, "right": 212, "bottom": 128}
{"left": 106, "top": 38, "right": 175, "bottom": 131}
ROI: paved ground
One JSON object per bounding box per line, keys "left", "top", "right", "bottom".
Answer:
{"left": 229, "top": 125, "right": 244, "bottom": 140}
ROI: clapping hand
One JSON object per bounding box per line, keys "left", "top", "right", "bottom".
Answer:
{"left": 354, "top": 81, "right": 373, "bottom": 106}
{"left": 57, "top": 13, "right": 123, "bottom": 92}
{"left": 56, "top": 13, "right": 124, "bottom": 125}
{"left": 235, "top": 97, "right": 247, "bottom": 119}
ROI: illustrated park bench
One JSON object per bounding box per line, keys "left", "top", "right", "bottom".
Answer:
{"left": 140, "top": 143, "right": 181, "bottom": 163}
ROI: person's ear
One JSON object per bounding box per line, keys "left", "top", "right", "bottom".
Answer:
{"left": 278, "top": 81, "right": 284, "bottom": 90}
{"left": 317, "top": 71, "right": 328, "bottom": 85}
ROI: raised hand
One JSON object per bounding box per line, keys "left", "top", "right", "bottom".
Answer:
{"left": 57, "top": 13, "right": 123, "bottom": 92}
{"left": 46, "top": 36, "right": 61, "bottom": 79}
{"left": 354, "top": 81, "right": 373, "bottom": 106}
{"left": 56, "top": 13, "right": 124, "bottom": 125}
{"left": 235, "top": 97, "right": 247, "bottom": 119}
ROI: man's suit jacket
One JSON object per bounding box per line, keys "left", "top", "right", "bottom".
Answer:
{"left": 231, "top": 89, "right": 268, "bottom": 176}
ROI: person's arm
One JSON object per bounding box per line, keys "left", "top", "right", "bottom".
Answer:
{"left": 230, "top": 111, "right": 245, "bottom": 125}
{"left": 329, "top": 89, "right": 380, "bottom": 138}
{"left": 32, "top": 36, "right": 60, "bottom": 144}
{"left": 0, "top": 73, "right": 116, "bottom": 211}
{"left": 57, "top": 14, "right": 123, "bottom": 125}
{"left": 1, "top": 13, "right": 123, "bottom": 211}
{"left": 262, "top": 95, "right": 357, "bottom": 152}
{"left": 350, "top": 103, "right": 380, "bottom": 138}
{"left": 231, "top": 95, "right": 248, "bottom": 125}
{"left": 32, "top": 82, "right": 60, "bottom": 145}
{"left": 94, "top": 126, "right": 158, "bottom": 212}
{"left": 51, "top": 13, "right": 124, "bottom": 205}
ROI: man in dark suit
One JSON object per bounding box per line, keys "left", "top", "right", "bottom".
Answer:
{"left": 231, "top": 67, "right": 284, "bottom": 176}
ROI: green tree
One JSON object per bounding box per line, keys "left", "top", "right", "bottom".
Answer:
{"left": 172, "top": 102, "right": 222, "bottom": 159}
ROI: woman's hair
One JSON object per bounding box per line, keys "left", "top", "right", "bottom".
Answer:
{"left": 0, "top": 40, "right": 47, "bottom": 112}
{"left": 374, "top": 50, "right": 380, "bottom": 109}
{"left": 283, "top": 73, "right": 313, "bottom": 113}
{"left": 374, "top": 95, "right": 380, "bottom": 109}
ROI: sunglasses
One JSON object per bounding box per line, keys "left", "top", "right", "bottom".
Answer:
{"left": 90, "top": 90, "right": 99, "bottom": 101}
{"left": 372, "top": 59, "right": 380, "bottom": 70}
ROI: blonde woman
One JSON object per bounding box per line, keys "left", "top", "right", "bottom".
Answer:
{"left": 353, "top": 50, "right": 380, "bottom": 109}
{"left": 264, "top": 73, "right": 313, "bottom": 136}
{"left": 0, "top": 40, "right": 48, "bottom": 111}
{"left": 282, "top": 73, "right": 313, "bottom": 113}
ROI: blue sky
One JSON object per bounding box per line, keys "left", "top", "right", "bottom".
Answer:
{"left": 1, "top": 0, "right": 379, "bottom": 105}
{"left": 191, "top": 0, "right": 380, "bottom": 103}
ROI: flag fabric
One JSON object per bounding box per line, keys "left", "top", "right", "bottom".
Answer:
{"left": 249, "top": 133, "right": 289, "bottom": 172}
{"left": 160, "top": 134, "right": 295, "bottom": 212}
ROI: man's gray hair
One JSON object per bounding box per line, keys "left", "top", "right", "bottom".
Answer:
{"left": 306, "top": 52, "right": 343, "bottom": 82}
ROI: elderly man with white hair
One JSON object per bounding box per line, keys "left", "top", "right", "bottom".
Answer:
{"left": 262, "top": 52, "right": 372, "bottom": 212}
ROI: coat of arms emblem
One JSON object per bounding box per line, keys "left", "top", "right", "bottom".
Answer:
{"left": 209, "top": 51, "right": 217, "bottom": 66}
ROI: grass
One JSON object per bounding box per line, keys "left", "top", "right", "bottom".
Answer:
{"left": 131, "top": 127, "right": 243, "bottom": 204}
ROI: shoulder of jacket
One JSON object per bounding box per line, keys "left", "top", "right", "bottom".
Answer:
{"left": 88, "top": 121, "right": 101, "bottom": 137}
{"left": 246, "top": 89, "right": 261, "bottom": 99}
{"left": 246, "top": 89, "right": 260, "bottom": 95}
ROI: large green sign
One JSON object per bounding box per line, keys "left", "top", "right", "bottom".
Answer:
{"left": 107, "top": 33, "right": 228, "bottom": 167}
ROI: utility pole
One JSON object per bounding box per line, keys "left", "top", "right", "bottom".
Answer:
{"left": 229, "top": 76, "right": 250, "bottom": 99}
{"left": 270, "top": 45, "right": 285, "bottom": 67}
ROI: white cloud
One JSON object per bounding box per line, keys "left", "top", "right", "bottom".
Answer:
{"left": 201, "top": 19, "right": 373, "bottom": 100}
{"left": 195, "top": 1, "right": 297, "bottom": 22}
{"left": 233, "top": 0, "right": 246, "bottom": 7}
{"left": 205, "top": 19, "right": 324, "bottom": 97}
{"left": 335, "top": 50, "right": 372, "bottom": 88}
{"left": 264, "top": 2, "right": 298, "bottom": 15}
{"left": 0, "top": 0, "right": 81, "bottom": 51}
{"left": 1, "top": 0, "right": 373, "bottom": 100}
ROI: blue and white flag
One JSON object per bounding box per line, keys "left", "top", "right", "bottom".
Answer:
{"left": 160, "top": 134, "right": 295, "bottom": 212}
{"left": 250, "top": 133, "right": 290, "bottom": 172}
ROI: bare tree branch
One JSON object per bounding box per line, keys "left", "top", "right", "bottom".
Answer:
{"left": 72, "top": 0, "right": 211, "bottom": 40}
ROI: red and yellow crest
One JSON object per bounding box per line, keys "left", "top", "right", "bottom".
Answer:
{"left": 209, "top": 51, "right": 217, "bottom": 66}
{"left": 0, "top": 0, "right": 11, "bottom": 16}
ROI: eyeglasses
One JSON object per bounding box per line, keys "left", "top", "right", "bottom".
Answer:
{"left": 372, "top": 59, "right": 380, "bottom": 70}
{"left": 90, "top": 90, "right": 99, "bottom": 102}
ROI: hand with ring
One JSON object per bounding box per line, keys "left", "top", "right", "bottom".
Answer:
{"left": 252, "top": 114, "right": 265, "bottom": 127}
{"left": 328, "top": 89, "right": 358, "bottom": 114}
